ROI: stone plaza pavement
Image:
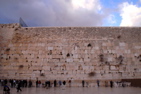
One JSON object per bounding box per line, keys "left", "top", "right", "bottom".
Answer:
{"left": 0, "top": 86, "right": 141, "bottom": 94}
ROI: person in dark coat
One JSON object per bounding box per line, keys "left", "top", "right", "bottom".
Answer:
{"left": 4, "top": 79, "right": 7, "bottom": 85}
{"left": 62, "top": 81, "right": 66, "bottom": 90}
{"left": 28, "top": 80, "right": 32, "bottom": 87}
{"left": 110, "top": 81, "right": 113, "bottom": 88}
{"left": 23, "top": 80, "right": 27, "bottom": 87}
{"left": 97, "top": 80, "right": 100, "bottom": 87}
{"left": 46, "top": 81, "right": 50, "bottom": 89}
{"left": 36, "top": 80, "right": 38, "bottom": 87}
{"left": 63, "top": 81, "right": 66, "bottom": 85}
{"left": 54, "top": 80, "right": 57, "bottom": 87}
{"left": 10, "top": 79, "right": 13, "bottom": 88}
{"left": 3, "top": 84, "right": 10, "bottom": 94}
{"left": 17, "top": 82, "right": 22, "bottom": 92}
{"left": 48, "top": 81, "right": 51, "bottom": 87}
{"left": 82, "top": 80, "right": 85, "bottom": 87}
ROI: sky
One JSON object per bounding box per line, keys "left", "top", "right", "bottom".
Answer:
{"left": 0, "top": 0, "right": 141, "bottom": 27}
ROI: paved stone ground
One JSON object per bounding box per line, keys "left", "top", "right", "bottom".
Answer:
{"left": 0, "top": 86, "right": 141, "bottom": 94}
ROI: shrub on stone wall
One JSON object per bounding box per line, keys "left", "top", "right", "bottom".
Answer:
{"left": 19, "top": 65, "right": 24, "bottom": 68}
{"left": 117, "top": 55, "right": 124, "bottom": 64}
{"left": 88, "top": 72, "right": 95, "bottom": 77}
{"left": 117, "top": 35, "right": 121, "bottom": 39}
{"left": 6, "top": 48, "right": 10, "bottom": 52}
{"left": 40, "top": 73, "right": 45, "bottom": 76}
{"left": 99, "top": 54, "right": 104, "bottom": 62}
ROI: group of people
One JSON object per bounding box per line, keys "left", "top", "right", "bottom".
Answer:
{"left": 44, "top": 80, "right": 68, "bottom": 89}
{"left": 82, "top": 80, "right": 131, "bottom": 87}
{"left": 1, "top": 79, "right": 130, "bottom": 94}
{"left": 0, "top": 79, "right": 33, "bottom": 88}
{"left": 35, "top": 79, "right": 71, "bottom": 88}
{"left": 1, "top": 79, "right": 33, "bottom": 93}
{"left": 0, "top": 79, "right": 71, "bottom": 93}
{"left": 2, "top": 81, "right": 22, "bottom": 94}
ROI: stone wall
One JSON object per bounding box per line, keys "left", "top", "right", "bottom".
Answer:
{"left": 0, "top": 23, "right": 141, "bottom": 86}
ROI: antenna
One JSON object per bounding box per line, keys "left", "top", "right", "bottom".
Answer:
{"left": 19, "top": 17, "right": 28, "bottom": 27}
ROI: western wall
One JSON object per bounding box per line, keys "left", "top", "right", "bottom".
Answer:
{"left": 0, "top": 23, "right": 141, "bottom": 86}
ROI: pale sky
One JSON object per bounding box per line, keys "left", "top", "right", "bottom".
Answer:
{"left": 0, "top": 0, "right": 141, "bottom": 27}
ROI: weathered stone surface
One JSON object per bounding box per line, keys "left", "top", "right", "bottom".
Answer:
{"left": 0, "top": 23, "right": 141, "bottom": 84}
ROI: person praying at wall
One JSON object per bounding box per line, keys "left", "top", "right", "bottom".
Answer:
{"left": 45, "top": 81, "right": 47, "bottom": 88}
{"left": 82, "top": 80, "right": 85, "bottom": 87}
{"left": 59, "top": 80, "right": 62, "bottom": 86}
{"left": 38, "top": 80, "right": 41, "bottom": 87}
{"left": 54, "top": 80, "right": 57, "bottom": 87}
{"left": 1, "top": 79, "right": 4, "bottom": 86}
{"left": 10, "top": 79, "right": 13, "bottom": 88}
{"left": 13, "top": 79, "right": 16, "bottom": 87}
{"left": 36, "top": 80, "right": 38, "bottom": 87}
{"left": 105, "top": 81, "right": 108, "bottom": 87}
{"left": 62, "top": 81, "right": 66, "bottom": 90}
{"left": 4, "top": 79, "right": 8, "bottom": 85}
{"left": 97, "top": 80, "right": 100, "bottom": 87}
{"left": 28, "top": 80, "right": 32, "bottom": 87}
{"left": 110, "top": 81, "right": 113, "bottom": 88}
{"left": 68, "top": 80, "right": 71, "bottom": 87}
{"left": 86, "top": 81, "right": 89, "bottom": 87}
{"left": 24, "top": 80, "right": 27, "bottom": 87}
{"left": 0, "top": 79, "right": 1, "bottom": 86}
{"left": 48, "top": 81, "right": 51, "bottom": 87}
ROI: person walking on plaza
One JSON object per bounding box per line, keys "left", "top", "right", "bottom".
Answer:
{"left": 3, "top": 84, "right": 10, "bottom": 94}
{"left": 17, "top": 81, "right": 22, "bottom": 92}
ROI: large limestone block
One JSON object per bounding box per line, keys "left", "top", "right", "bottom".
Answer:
{"left": 42, "top": 66, "right": 50, "bottom": 70}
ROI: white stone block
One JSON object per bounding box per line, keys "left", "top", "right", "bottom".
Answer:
{"left": 95, "top": 46, "right": 99, "bottom": 50}
{"left": 48, "top": 47, "right": 53, "bottom": 50}
{"left": 108, "top": 57, "right": 113, "bottom": 61}
{"left": 66, "top": 58, "right": 73, "bottom": 62}
{"left": 110, "top": 66, "right": 116, "bottom": 70}
{"left": 119, "top": 42, "right": 126, "bottom": 46}
{"left": 134, "top": 46, "right": 141, "bottom": 49}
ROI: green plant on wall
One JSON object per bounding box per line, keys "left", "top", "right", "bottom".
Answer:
{"left": 88, "top": 72, "right": 95, "bottom": 77}
{"left": 19, "top": 65, "right": 24, "bottom": 69}
{"left": 6, "top": 48, "right": 10, "bottom": 52}
{"left": 118, "top": 55, "right": 124, "bottom": 64}
{"left": 99, "top": 54, "right": 104, "bottom": 62}
{"left": 40, "top": 73, "right": 45, "bottom": 76}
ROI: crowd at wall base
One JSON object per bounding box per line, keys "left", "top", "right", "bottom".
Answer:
{"left": 0, "top": 79, "right": 131, "bottom": 88}
{"left": 1, "top": 79, "right": 132, "bottom": 94}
